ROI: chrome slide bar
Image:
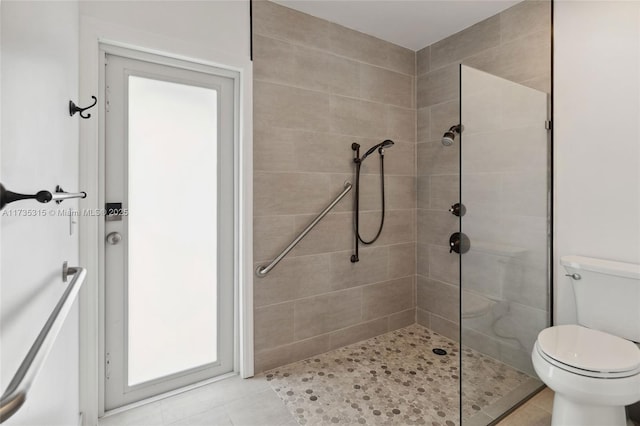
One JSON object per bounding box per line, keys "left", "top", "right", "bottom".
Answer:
{"left": 0, "top": 264, "right": 87, "bottom": 423}
{"left": 256, "top": 182, "right": 352, "bottom": 277}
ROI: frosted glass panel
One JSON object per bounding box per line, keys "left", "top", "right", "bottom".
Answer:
{"left": 127, "top": 76, "right": 218, "bottom": 386}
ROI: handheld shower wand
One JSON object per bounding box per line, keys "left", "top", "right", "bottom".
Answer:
{"left": 357, "top": 139, "right": 395, "bottom": 163}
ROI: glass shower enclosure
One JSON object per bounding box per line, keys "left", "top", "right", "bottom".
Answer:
{"left": 459, "top": 64, "right": 551, "bottom": 424}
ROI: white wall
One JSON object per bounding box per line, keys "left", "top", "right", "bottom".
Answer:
{"left": 1, "top": 2, "right": 80, "bottom": 425}
{"left": 77, "top": 1, "right": 252, "bottom": 423}
{"left": 554, "top": 1, "right": 640, "bottom": 324}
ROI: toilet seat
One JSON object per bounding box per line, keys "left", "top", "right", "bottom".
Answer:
{"left": 536, "top": 325, "right": 640, "bottom": 378}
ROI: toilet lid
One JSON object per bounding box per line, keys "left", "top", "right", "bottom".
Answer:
{"left": 538, "top": 325, "right": 640, "bottom": 373}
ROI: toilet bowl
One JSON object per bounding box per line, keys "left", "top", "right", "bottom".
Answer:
{"left": 532, "top": 325, "right": 640, "bottom": 426}
{"left": 532, "top": 256, "right": 640, "bottom": 426}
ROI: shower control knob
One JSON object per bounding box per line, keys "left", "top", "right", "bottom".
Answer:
{"left": 106, "top": 232, "right": 122, "bottom": 245}
{"left": 449, "top": 232, "right": 470, "bottom": 254}
{"left": 449, "top": 203, "right": 466, "bottom": 217}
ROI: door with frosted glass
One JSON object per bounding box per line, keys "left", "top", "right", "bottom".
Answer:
{"left": 104, "top": 53, "right": 235, "bottom": 409}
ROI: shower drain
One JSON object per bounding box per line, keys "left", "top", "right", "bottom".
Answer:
{"left": 432, "top": 348, "right": 448, "bottom": 356}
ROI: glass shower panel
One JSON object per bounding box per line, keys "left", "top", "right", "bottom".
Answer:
{"left": 459, "top": 65, "right": 550, "bottom": 424}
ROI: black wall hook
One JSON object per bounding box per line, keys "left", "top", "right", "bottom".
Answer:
{"left": 69, "top": 96, "right": 97, "bottom": 119}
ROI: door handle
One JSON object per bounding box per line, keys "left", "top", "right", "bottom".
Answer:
{"left": 106, "top": 232, "right": 122, "bottom": 245}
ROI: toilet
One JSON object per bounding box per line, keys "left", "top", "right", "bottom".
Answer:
{"left": 532, "top": 256, "right": 640, "bottom": 426}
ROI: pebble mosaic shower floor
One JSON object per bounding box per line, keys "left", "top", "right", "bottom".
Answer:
{"left": 263, "top": 324, "right": 532, "bottom": 425}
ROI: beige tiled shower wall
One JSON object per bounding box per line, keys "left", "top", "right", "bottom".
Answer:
{"left": 415, "top": 0, "right": 551, "bottom": 340}
{"left": 253, "top": 1, "right": 417, "bottom": 373}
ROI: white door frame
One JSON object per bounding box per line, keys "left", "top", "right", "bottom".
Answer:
{"left": 103, "top": 50, "right": 237, "bottom": 409}
{"left": 79, "top": 31, "right": 253, "bottom": 425}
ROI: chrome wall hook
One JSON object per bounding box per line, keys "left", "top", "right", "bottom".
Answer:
{"left": 0, "top": 182, "right": 87, "bottom": 211}
{"left": 69, "top": 96, "right": 97, "bottom": 119}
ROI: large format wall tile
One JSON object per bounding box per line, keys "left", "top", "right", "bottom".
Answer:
{"left": 254, "top": 127, "right": 356, "bottom": 174}
{"left": 328, "top": 55, "right": 362, "bottom": 97}
{"left": 417, "top": 107, "right": 431, "bottom": 142}
{"left": 255, "top": 334, "right": 331, "bottom": 372}
{"left": 360, "top": 64, "right": 414, "bottom": 108}
{"left": 253, "top": 1, "right": 330, "bottom": 50}
{"left": 289, "top": 213, "right": 353, "bottom": 256}
{"left": 388, "top": 309, "right": 416, "bottom": 330}
{"left": 255, "top": 302, "right": 295, "bottom": 351}
{"left": 389, "top": 242, "right": 417, "bottom": 279}
{"left": 253, "top": 215, "right": 297, "bottom": 262}
{"left": 353, "top": 174, "right": 415, "bottom": 212}
{"left": 328, "top": 23, "right": 415, "bottom": 76}
{"left": 418, "top": 209, "right": 457, "bottom": 246}
{"left": 416, "top": 46, "right": 430, "bottom": 76}
{"left": 429, "top": 100, "right": 459, "bottom": 142}
{"left": 362, "top": 276, "right": 414, "bottom": 320}
{"left": 253, "top": 254, "right": 332, "bottom": 307}
{"left": 329, "top": 95, "right": 387, "bottom": 138}
{"left": 329, "top": 247, "right": 389, "bottom": 290}
{"left": 417, "top": 277, "right": 460, "bottom": 323}
{"left": 254, "top": 81, "right": 330, "bottom": 131}
{"left": 417, "top": 243, "right": 430, "bottom": 277}
{"left": 495, "top": 30, "right": 551, "bottom": 84}
{"left": 328, "top": 318, "right": 389, "bottom": 350}
{"left": 500, "top": 0, "right": 551, "bottom": 43}
{"left": 429, "top": 174, "right": 459, "bottom": 211}
{"left": 254, "top": 34, "right": 330, "bottom": 92}
{"left": 386, "top": 106, "right": 417, "bottom": 142}
{"left": 430, "top": 314, "right": 460, "bottom": 341}
{"left": 381, "top": 141, "right": 416, "bottom": 175}
{"left": 366, "top": 209, "right": 416, "bottom": 246}
{"left": 254, "top": 171, "right": 335, "bottom": 216}
{"left": 428, "top": 244, "right": 459, "bottom": 285}
{"left": 417, "top": 140, "right": 459, "bottom": 176}
{"left": 417, "top": 63, "right": 459, "bottom": 108}
{"left": 417, "top": 176, "right": 430, "bottom": 210}
{"left": 293, "top": 288, "right": 363, "bottom": 340}
{"left": 430, "top": 15, "right": 500, "bottom": 70}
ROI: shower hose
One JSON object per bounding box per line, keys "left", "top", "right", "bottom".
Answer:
{"left": 351, "top": 153, "right": 386, "bottom": 262}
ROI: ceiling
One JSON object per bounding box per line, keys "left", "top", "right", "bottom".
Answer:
{"left": 273, "top": 0, "right": 521, "bottom": 51}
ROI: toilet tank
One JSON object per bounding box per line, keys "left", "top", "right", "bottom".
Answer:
{"left": 561, "top": 256, "right": 640, "bottom": 342}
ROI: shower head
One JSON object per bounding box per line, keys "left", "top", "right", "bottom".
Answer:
{"left": 360, "top": 139, "right": 395, "bottom": 162}
{"left": 441, "top": 132, "right": 455, "bottom": 146}
{"left": 442, "top": 125, "right": 462, "bottom": 146}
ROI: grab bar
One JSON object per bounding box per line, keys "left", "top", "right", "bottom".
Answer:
{"left": 256, "top": 182, "right": 352, "bottom": 277}
{"left": 0, "top": 263, "right": 87, "bottom": 423}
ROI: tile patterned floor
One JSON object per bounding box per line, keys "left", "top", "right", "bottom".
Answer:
{"left": 100, "top": 324, "right": 564, "bottom": 426}
{"left": 264, "top": 324, "right": 532, "bottom": 426}
{"left": 459, "top": 344, "right": 534, "bottom": 421}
